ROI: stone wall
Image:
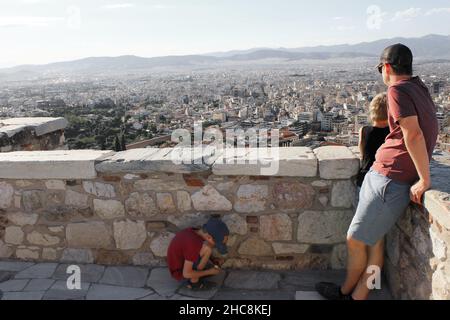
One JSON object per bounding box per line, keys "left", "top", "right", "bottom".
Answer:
{"left": 0, "top": 146, "right": 449, "bottom": 299}
{"left": 385, "top": 152, "right": 450, "bottom": 300}
{"left": 0, "top": 117, "right": 67, "bottom": 152}
{"left": 0, "top": 147, "right": 359, "bottom": 271}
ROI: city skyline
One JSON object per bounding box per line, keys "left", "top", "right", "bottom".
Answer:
{"left": 1, "top": 0, "right": 450, "bottom": 67}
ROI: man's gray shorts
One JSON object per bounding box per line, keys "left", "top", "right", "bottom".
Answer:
{"left": 347, "top": 168, "right": 411, "bottom": 246}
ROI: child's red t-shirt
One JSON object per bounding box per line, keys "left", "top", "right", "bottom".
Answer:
{"left": 167, "top": 228, "right": 204, "bottom": 281}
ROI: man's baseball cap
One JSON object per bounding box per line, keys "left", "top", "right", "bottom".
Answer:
{"left": 203, "top": 217, "right": 229, "bottom": 255}
{"left": 377, "top": 43, "right": 413, "bottom": 72}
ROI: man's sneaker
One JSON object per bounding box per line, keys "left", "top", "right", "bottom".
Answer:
{"left": 315, "top": 282, "right": 353, "bottom": 300}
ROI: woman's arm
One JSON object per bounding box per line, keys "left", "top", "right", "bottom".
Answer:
{"left": 358, "top": 126, "right": 366, "bottom": 159}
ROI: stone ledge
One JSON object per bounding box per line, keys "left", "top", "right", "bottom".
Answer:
{"left": 424, "top": 190, "right": 450, "bottom": 229}
{"left": 212, "top": 147, "right": 317, "bottom": 177}
{"left": 95, "top": 148, "right": 211, "bottom": 174}
{"left": 423, "top": 154, "right": 450, "bottom": 229}
{"left": 0, "top": 150, "right": 113, "bottom": 179}
{"left": 314, "top": 146, "right": 360, "bottom": 179}
{"left": 0, "top": 117, "right": 68, "bottom": 137}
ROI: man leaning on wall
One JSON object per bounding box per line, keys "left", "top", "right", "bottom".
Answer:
{"left": 316, "top": 44, "right": 439, "bottom": 300}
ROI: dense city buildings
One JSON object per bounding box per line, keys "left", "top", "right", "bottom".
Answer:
{"left": 0, "top": 58, "right": 449, "bottom": 152}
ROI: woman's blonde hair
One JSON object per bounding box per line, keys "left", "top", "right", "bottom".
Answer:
{"left": 369, "top": 93, "right": 388, "bottom": 123}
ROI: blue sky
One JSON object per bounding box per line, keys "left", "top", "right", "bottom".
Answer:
{"left": 0, "top": 0, "right": 450, "bottom": 67}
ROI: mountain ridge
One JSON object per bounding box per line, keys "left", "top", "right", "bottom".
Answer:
{"left": 1, "top": 34, "right": 449, "bottom": 79}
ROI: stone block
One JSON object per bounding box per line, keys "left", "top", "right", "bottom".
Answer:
{"left": 27, "top": 231, "right": 61, "bottom": 246}
{"left": 0, "top": 182, "right": 14, "bottom": 209}
{"left": 314, "top": 146, "right": 360, "bottom": 179}
{"left": 212, "top": 148, "right": 317, "bottom": 177}
{"left": 191, "top": 185, "right": 232, "bottom": 211}
{"left": 66, "top": 222, "right": 112, "bottom": 248}
{"left": 93, "top": 199, "right": 125, "bottom": 219}
{"left": 0, "top": 150, "right": 113, "bottom": 179}
{"left": 150, "top": 232, "right": 176, "bottom": 257}
{"left": 5, "top": 226, "right": 24, "bottom": 245}
{"left": 272, "top": 182, "right": 315, "bottom": 210}
{"left": 331, "top": 180, "right": 356, "bottom": 208}
{"left": 297, "top": 210, "right": 354, "bottom": 244}
{"left": 156, "top": 193, "right": 176, "bottom": 213}
{"left": 113, "top": 220, "right": 147, "bottom": 250}
{"left": 272, "top": 243, "right": 309, "bottom": 255}
{"left": 222, "top": 213, "right": 247, "bottom": 236}
{"left": 83, "top": 181, "right": 116, "bottom": 198}
{"left": 45, "top": 180, "right": 66, "bottom": 190}
{"left": 65, "top": 190, "right": 89, "bottom": 208}
{"left": 61, "top": 248, "right": 94, "bottom": 264}
{"left": 260, "top": 214, "right": 292, "bottom": 241}
{"left": 125, "top": 192, "right": 158, "bottom": 218}
{"left": 177, "top": 191, "right": 192, "bottom": 212}
{"left": 15, "top": 247, "right": 40, "bottom": 260}
{"left": 22, "top": 190, "right": 45, "bottom": 212}
{"left": 234, "top": 184, "right": 268, "bottom": 213}
{"left": 95, "top": 148, "right": 210, "bottom": 174}
{"left": 238, "top": 237, "right": 272, "bottom": 256}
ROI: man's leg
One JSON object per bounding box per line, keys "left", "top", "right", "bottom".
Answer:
{"left": 340, "top": 237, "right": 368, "bottom": 295}
{"left": 351, "top": 239, "right": 385, "bottom": 300}
{"left": 189, "top": 244, "right": 212, "bottom": 284}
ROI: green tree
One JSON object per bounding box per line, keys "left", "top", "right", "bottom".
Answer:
{"left": 120, "top": 134, "right": 126, "bottom": 151}
{"left": 114, "top": 135, "right": 121, "bottom": 152}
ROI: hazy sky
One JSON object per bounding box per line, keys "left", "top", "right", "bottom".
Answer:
{"left": 1, "top": 0, "right": 450, "bottom": 67}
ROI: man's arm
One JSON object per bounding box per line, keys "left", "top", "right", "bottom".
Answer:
{"left": 182, "top": 260, "right": 219, "bottom": 280}
{"left": 398, "top": 116, "right": 431, "bottom": 204}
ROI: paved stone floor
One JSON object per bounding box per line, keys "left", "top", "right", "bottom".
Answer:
{"left": 0, "top": 260, "right": 392, "bottom": 300}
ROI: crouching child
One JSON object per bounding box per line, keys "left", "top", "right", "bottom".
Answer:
{"left": 167, "top": 217, "right": 229, "bottom": 290}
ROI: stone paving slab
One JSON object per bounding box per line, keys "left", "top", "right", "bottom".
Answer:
{"left": 86, "top": 284, "right": 154, "bottom": 300}
{"left": 99, "top": 266, "right": 149, "bottom": 288}
{"left": 52, "top": 264, "right": 105, "bottom": 283}
{"left": 213, "top": 289, "right": 295, "bottom": 300}
{"left": 224, "top": 271, "right": 281, "bottom": 290}
{"left": 0, "top": 259, "right": 394, "bottom": 300}
{"left": 295, "top": 291, "right": 325, "bottom": 300}
{"left": 15, "top": 263, "right": 58, "bottom": 279}
{"left": 1, "top": 291, "right": 45, "bottom": 300}
{"left": 177, "top": 271, "right": 227, "bottom": 299}
{"left": 0, "top": 271, "right": 15, "bottom": 282}
{"left": 24, "top": 279, "right": 56, "bottom": 292}
{"left": 146, "top": 267, "right": 181, "bottom": 297}
{"left": 279, "top": 270, "right": 346, "bottom": 291}
{"left": 0, "top": 279, "right": 30, "bottom": 292}
{"left": 0, "top": 261, "right": 35, "bottom": 272}
{"left": 42, "top": 281, "right": 91, "bottom": 300}
{"left": 137, "top": 293, "right": 160, "bottom": 300}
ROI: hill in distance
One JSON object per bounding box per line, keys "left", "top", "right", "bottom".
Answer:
{"left": 1, "top": 34, "right": 449, "bottom": 80}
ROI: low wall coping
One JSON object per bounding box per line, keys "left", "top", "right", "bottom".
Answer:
{"left": 0, "top": 150, "right": 113, "bottom": 179}
{"left": 1, "top": 147, "right": 448, "bottom": 230}
{"left": 212, "top": 147, "right": 318, "bottom": 177}
{"left": 0, "top": 117, "right": 68, "bottom": 137}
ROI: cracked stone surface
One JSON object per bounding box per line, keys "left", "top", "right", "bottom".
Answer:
{"left": 0, "top": 260, "right": 392, "bottom": 300}
{"left": 99, "top": 266, "right": 149, "bottom": 288}
{"left": 224, "top": 271, "right": 281, "bottom": 290}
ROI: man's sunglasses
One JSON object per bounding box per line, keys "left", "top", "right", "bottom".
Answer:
{"left": 377, "top": 63, "right": 384, "bottom": 74}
